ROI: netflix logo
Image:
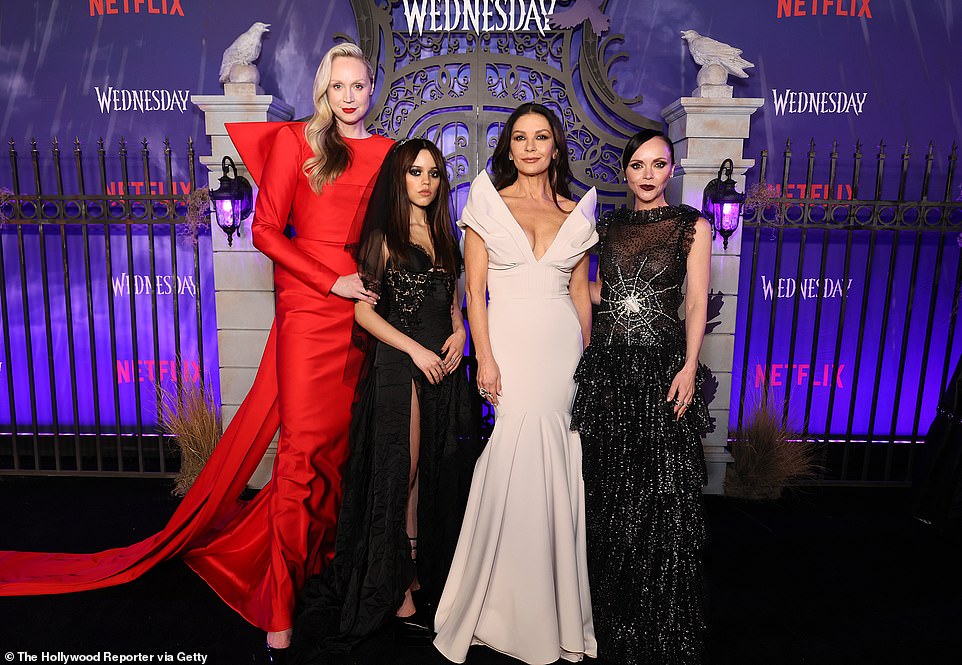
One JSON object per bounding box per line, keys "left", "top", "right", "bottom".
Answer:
{"left": 777, "top": 0, "right": 872, "bottom": 18}
{"left": 755, "top": 363, "right": 846, "bottom": 389}
{"left": 89, "top": 0, "right": 185, "bottom": 16}
{"left": 116, "top": 358, "right": 199, "bottom": 384}
{"left": 105, "top": 180, "right": 193, "bottom": 196}
{"left": 772, "top": 183, "right": 854, "bottom": 200}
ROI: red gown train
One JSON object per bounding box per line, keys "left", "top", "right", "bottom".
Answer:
{"left": 0, "top": 122, "right": 394, "bottom": 632}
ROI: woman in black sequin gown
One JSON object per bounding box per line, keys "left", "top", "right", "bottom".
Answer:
{"left": 572, "top": 130, "right": 713, "bottom": 664}
{"left": 290, "top": 139, "right": 477, "bottom": 662}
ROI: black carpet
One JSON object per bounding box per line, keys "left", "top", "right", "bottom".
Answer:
{"left": 1, "top": 476, "right": 959, "bottom": 665}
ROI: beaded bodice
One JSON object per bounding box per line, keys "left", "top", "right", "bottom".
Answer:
{"left": 383, "top": 254, "right": 456, "bottom": 336}
{"left": 593, "top": 205, "right": 700, "bottom": 347}
{"left": 361, "top": 241, "right": 457, "bottom": 337}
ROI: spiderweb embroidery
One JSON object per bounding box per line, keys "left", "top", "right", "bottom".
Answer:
{"left": 598, "top": 259, "right": 677, "bottom": 345}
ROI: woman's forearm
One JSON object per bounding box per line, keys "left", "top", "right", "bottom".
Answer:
{"left": 465, "top": 287, "right": 494, "bottom": 362}
{"left": 451, "top": 287, "right": 466, "bottom": 333}
{"left": 683, "top": 218, "right": 713, "bottom": 371}
{"left": 683, "top": 294, "right": 707, "bottom": 371}
{"left": 355, "top": 302, "right": 421, "bottom": 357}
{"left": 570, "top": 255, "right": 592, "bottom": 347}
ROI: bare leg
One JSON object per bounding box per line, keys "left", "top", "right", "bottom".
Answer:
{"left": 396, "top": 380, "right": 421, "bottom": 618}
{"left": 267, "top": 628, "right": 292, "bottom": 649}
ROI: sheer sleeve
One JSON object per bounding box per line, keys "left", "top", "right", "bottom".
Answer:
{"left": 249, "top": 124, "right": 341, "bottom": 295}
{"left": 356, "top": 227, "right": 387, "bottom": 296}
{"left": 674, "top": 205, "right": 702, "bottom": 258}
{"left": 353, "top": 146, "right": 398, "bottom": 296}
{"left": 595, "top": 209, "right": 613, "bottom": 254}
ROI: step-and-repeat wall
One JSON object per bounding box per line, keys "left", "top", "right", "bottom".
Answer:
{"left": 0, "top": 0, "right": 958, "bottom": 439}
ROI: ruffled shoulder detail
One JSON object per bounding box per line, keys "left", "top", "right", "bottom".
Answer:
{"left": 552, "top": 187, "right": 598, "bottom": 262}
{"left": 673, "top": 205, "right": 703, "bottom": 258}
{"left": 597, "top": 207, "right": 630, "bottom": 248}
{"left": 225, "top": 121, "right": 304, "bottom": 188}
{"left": 457, "top": 171, "right": 511, "bottom": 247}
{"left": 599, "top": 207, "right": 634, "bottom": 228}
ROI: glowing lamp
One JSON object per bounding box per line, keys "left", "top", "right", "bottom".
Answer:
{"left": 702, "top": 158, "right": 745, "bottom": 250}
{"left": 209, "top": 156, "right": 253, "bottom": 247}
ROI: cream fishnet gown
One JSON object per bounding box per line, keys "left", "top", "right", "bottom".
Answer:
{"left": 433, "top": 172, "right": 598, "bottom": 664}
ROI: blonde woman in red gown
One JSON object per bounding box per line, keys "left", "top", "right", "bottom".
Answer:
{"left": 0, "top": 43, "right": 392, "bottom": 657}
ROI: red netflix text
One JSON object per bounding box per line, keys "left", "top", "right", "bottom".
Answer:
{"left": 777, "top": 0, "right": 872, "bottom": 18}
{"left": 105, "top": 181, "right": 193, "bottom": 196}
{"left": 117, "top": 359, "right": 200, "bottom": 384}
{"left": 755, "top": 363, "right": 845, "bottom": 389}
{"left": 771, "top": 183, "right": 854, "bottom": 200}
{"left": 89, "top": 0, "right": 185, "bottom": 16}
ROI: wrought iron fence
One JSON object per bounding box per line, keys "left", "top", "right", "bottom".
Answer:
{"left": 0, "top": 136, "right": 213, "bottom": 476}
{"left": 734, "top": 139, "right": 962, "bottom": 485}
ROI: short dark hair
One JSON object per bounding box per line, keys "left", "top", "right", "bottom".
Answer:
{"left": 490, "top": 102, "right": 572, "bottom": 208}
{"left": 621, "top": 129, "right": 674, "bottom": 170}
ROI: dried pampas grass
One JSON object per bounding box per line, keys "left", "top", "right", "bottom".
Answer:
{"left": 159, "top": 382, "right": 222, "bottom": 497}
{"left": 726, "top": 397, "right": 818, "bottom": 500}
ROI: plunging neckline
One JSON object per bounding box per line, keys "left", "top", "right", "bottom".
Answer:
{"left": 410, "top": 241, "right": 436, "bottom": 265}
{"left": 480, "top": 171, "right": 589, "bottom": 264}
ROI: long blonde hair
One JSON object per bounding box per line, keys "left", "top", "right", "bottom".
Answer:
{"left": 302, "top": 43, "right": 375, "bottom": 193}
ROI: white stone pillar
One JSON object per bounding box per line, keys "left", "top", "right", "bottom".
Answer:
{"left": 661, "top": 94, "right": 764, "bottom": 495}
{"left": 191, "top": 91, "right": 294, "bottom": 489}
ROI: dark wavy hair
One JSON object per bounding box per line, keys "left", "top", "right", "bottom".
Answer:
{"left": 490, "top": 103, "right": 572, "bottom": 209}
{"left": 621, "top": 128, "right": 675, "bottom": 170}
{"left": 359, "top": 138, "right": 458, "bottom": 275}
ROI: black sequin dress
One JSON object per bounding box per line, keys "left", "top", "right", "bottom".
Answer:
{"left": 572, "top": 205, "right": 712, "bottom": 665}
{"left": 290, "top": 239, "right": 478, "bottom": 662}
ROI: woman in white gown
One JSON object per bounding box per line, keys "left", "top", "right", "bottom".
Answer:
{"left": 433, "top": 102, "right": 598, "bottom": 664}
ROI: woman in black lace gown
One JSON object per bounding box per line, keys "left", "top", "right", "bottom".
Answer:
{"left": 289, "top": 139, "right": 477, "bottom": 662}
{"left": 572, "top": 129, "right": 713, "bottom": 664}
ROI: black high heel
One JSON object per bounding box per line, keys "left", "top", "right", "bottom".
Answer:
{"left": 395, "top": 611, "right": 434, "bottom": 645}
{"left": 264, "top": 643, "right": 288, "bottom": 665}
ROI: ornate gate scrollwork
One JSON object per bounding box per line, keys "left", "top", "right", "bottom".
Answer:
{"left": 341, "top": 0, "right": 660, "bottom": 208}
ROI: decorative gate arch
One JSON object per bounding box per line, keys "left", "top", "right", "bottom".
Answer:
{"left": 345, "top": 0, "right": 660, "bottom": 207}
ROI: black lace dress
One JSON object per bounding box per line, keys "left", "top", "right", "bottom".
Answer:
{"left": 572, "top": 205, "right": 712, "bottom": 665}
{"left": 289, "top": 239, "right": 478, "bottom": 662}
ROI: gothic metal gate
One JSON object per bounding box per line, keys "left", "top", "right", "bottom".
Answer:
{"left": 735, "top": 139, "right": 962, "bottom": 485}
{"left": 349, "top": 0, "right": 658, "bottom": 206}
{"left": 0, "top": 137, "right": 208, "bottom": 476}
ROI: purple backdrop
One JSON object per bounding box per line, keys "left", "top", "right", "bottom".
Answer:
{"left": 0, "top": 0, "right": 959, "bottom": 435}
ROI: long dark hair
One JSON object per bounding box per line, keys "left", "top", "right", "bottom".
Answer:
{"left": 357, "top": 138, "right": 458, "bottom": 275}
{"left": 621, "top": 128, "right": 675, "bottom": 170}
{"left": 490, "top": 102, "right": 572, "bottom": 208}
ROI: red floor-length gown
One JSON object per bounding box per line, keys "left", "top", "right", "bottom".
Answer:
{"left": 0, "top": 122, "right": 393, "bottom": 633}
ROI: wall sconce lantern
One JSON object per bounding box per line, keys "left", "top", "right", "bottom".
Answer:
{"left": 702, "top": 158, "right": 745, "bottom": 250}
{"left": 209, "top": 156, "right": 253, "bottom": 247}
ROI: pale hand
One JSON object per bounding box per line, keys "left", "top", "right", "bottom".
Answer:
{"left": 477, "top": 356, "right": 502, "bottom": 406}
{"left": 410, "top": 345, "right": 446, "bottom": 385}
{"left": 332, "top": 272, "right": 378, "bottom": 305}
{"left": 666, "top": 366, "right": 697, "bottom": 421}
{"left": 440, "top": 328, "right": 466, "bottom": 374}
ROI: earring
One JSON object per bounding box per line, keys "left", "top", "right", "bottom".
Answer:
{"left": 509, "top": 155, "right": 513, "bottom": 161}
